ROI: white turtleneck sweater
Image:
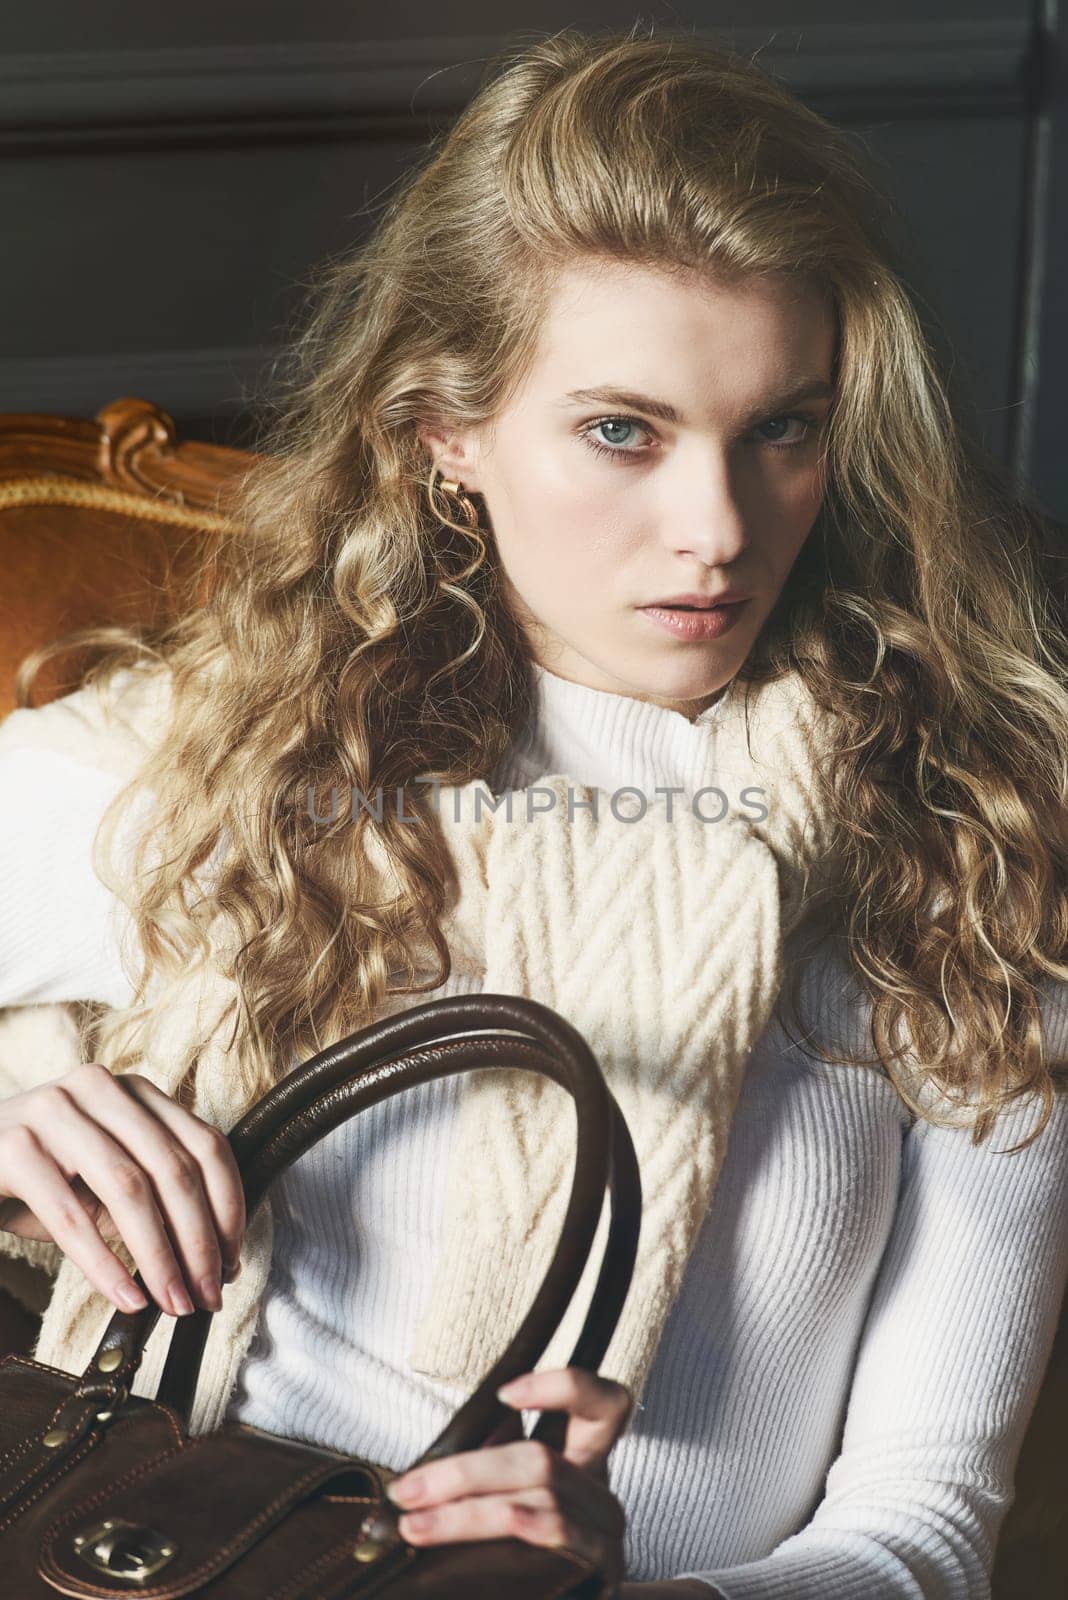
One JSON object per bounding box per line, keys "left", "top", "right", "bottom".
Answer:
{"left": 1, "top": 662, "right": 1066, "bottom": 1598}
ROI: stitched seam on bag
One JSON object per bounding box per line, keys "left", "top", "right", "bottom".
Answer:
{"left": 0, "top": 1359, "right": 81, "bottom": 1471}
{"left": 38, "top": 1441, "right": 189, "bottom": 1598}
{"left": 265, "top": 1534, "right": 385, "bottom": 1600}
{"left": 0, "top": 1355, "right": 96, "bottom": 1388}
{"left": 0, "top": 1360, "right": 180, "bottom": 1474}
{"left": 38, "top": 1440, "right": 349, "bottom": 1598}
{"left": 144, "top": 1400, "right": 194, "bottom": 1450}
{"left": 24, "top": 1355, "right": 91, "bottom": 1379}
{"left": 267, "top": 1531, "right": 415, "bottom": 1600}
{"left": 267, "top": 1530, "right": 599, "bottom": 1600}
{"left": 0, "top": 1395, "right": 183, "bottom": 1521}
{"left": 0, "top": 1440, "right": 63, "bottom": 1510}
{"left": 0, "top": 1436, "right": 97, "bottom": 1536}
{"left": 0, "top": 1431, "right": 38, "bottom": 1474}
{"left": 0, "top": 1412, "right": 105, "bottom": 1514}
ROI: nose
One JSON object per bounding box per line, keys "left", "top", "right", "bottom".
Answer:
{"left": 665, "top": 451, "right": 750, "bottom": 568}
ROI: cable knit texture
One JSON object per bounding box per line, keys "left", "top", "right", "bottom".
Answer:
{"left": 407, "top": 668, "right": 845, "bottom": 1406}
{"left": 0, "top": 659, "right": 839, "bottom": 1417}
{"left": 1, "top": 662, "right": 1066, "bottom": 1596}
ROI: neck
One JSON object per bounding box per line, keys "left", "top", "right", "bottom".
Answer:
{"left": 494, "top": 660, "right": 733, "bottom": 803}
{"left": 530, "top": 659, "right": 732, "bottom": 724}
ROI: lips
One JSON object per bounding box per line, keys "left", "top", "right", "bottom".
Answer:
{"left": 647, "top": 592, "right": 751, "bottom": 609}
{"left": 639, "top": 600, "right": 749, "bottom": 640}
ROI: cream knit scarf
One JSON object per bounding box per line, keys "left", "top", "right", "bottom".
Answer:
{"left": 0, "top": 662, "right": 839, "bottom": 1423}
{"left": 406, "top": 668, "right": 839, "bottom": 1407}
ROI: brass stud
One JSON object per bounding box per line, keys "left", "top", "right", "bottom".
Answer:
{"left": 353, "top": 1538, "right": 388, "bottom": 1563}
{"left": 97, "top": 1348, "right": 123, "bottom": 1373}
{"left": 42, "top": 1427, "right": 73, "bottom": 1449}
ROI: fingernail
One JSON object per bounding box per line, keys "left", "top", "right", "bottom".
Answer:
{"left": 167, "top": 1279, "right": 194, "bottom": 1317}
{"left": 496, "top": 1378, "right": 526, "bottom": 1402}
{"left": 199, "top": 1275, "right": 223, "bottom": 1311}
{"left": 386, "top": 1473, "right": 424, "bottom": 1505}
{"left": 116, "top": 1282, "right": 147, "bottom": 1313}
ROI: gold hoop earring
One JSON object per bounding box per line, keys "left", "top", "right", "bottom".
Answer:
{"left": 432, "top": 471, "right": 481, "bottom": 532}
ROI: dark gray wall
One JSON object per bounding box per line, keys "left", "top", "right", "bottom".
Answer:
{"left": 2, "top": 2, "right": 1064, "bottom": 519}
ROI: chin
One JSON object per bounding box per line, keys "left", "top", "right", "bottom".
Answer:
{"left": 644, "top": 660, "right": 737, "bottom": 696}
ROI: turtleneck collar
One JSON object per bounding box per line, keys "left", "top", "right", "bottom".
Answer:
{"left": 497, "top": 660, "right": 734, "bottom": 801}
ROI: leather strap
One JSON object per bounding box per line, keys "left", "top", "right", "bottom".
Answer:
{"left": 75, "top": 994, "right": 642, "bottom": 1470}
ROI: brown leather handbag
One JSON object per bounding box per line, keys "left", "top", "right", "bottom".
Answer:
{"left": 0, "top": 991, "right": 641, "bottom": 1598}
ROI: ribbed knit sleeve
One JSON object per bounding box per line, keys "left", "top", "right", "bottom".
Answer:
{"left": 674, "top": 986, "right": 1068, "bottom": 1599}
{"left": 0, "top": 662, "right": 170, "bottom": 1027}
{"left": 0, "top": 744, "right": 141, "bottom": 1288}
{"left": 0, "top": 747, "right": 140, "bottom": 1016}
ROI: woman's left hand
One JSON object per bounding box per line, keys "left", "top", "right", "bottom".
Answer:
{"left": 385, "top": 1366, "right": 634, "bottom": 1596}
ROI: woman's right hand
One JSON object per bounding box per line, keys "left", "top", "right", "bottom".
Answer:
{"left": 0, "top": 1062, "right": 246, "bottom": 1319}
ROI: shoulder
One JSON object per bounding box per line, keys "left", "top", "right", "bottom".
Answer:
{"left": 0, "top": 661, "right": 174, "bottom": 780}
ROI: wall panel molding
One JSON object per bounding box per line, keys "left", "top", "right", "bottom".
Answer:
{"left": 1009, "top": 0, "right": 1067, "bottom": 517}
{"left": 0, "top": 20, "right": 1036, "bottom": 151}
{"left": 3, "top": 10, "right": 1061, "bottom": 514}
{"left": 0, "top": 348, "right": 285, "bottom": 430}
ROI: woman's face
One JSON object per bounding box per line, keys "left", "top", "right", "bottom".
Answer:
{"left": 421, "top": 257, "right": 836, "bottom": 719}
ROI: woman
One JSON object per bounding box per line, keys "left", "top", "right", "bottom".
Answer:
{"left": 1, "top": 27, "right": 1066, "bottom": 1599}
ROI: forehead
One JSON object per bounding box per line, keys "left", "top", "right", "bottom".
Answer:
{"left": 524, "top": 257, "right": 834, "bottom": 394}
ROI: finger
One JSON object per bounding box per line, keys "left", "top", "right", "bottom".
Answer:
{"left": 25, "top": 1083, "right": 201, "bottom": 1319}
{"left": 496, "top": 1367, "right": 635, "bottom": 1473}
{"left": 387, "top": 1437, "right": 623, "bottom": 1543}
{"left": 395, "top": 1489, "right": 612, "bottom": 1578}
{"left": 62, "top": 1066, "right": 234, "bottom": 1312}
{"left": 389, "top": 1368, "right": 631, "bottom": 1509}
{"left": 0, "top": 1158, "right": 122, "bottom": 1244}
{"left": 0, "top": 1188, "right": 56, "bottom": 1241}
{"left": 120, "top": 1075, "right": 246, "bottom": 1272}
{"left": 0, "top": 1175, "right": 116, "bottom": 1242}
{"left": 0, "top": 1124, "right": 148, "bottom": 1313}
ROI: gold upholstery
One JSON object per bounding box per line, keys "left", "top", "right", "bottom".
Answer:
{"left": 0, "top": 397, "right": 246, "bottom": 716}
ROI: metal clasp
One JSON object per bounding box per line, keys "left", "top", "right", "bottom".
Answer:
{"left": 72, "top": 1519, "right": 178, "bottom": 1583}
{"left": 42, "top": 1369, "right": 132, "bottom": 1450}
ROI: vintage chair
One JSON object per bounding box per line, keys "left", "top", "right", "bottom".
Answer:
{"left": 0, "top": 395, "right": 247, "bottom": 1326}
{"left": 0, "top": 397, "right": 246, "bottom": 717}
{"left": 0, "top": 399, "right": 1063, "bottom": 1597}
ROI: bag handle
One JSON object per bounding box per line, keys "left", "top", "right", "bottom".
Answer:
{"left": 60, "top": 994, "right": 642, "bottom": 1470}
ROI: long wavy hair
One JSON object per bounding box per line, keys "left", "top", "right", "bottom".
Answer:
{"left": 18, "top": 26, "right": 1068, "bottom": 1149}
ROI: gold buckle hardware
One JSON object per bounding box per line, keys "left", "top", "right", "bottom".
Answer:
{"left": 72, "top": 1519, "right": 178, "bottom": 1583}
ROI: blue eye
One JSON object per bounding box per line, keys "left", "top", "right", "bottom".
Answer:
{"left": 752, "top": 416, "right": 816, "bottom": 448}
{"left": 581, "top": 418, "right": 653, "bottom": 461}
{"left": 579, "top": 412, "right": 821, "bottom": 465}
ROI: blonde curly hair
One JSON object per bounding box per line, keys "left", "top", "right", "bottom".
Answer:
{"left": 19, "top": 26, "right": 1068, "bottom": 1149}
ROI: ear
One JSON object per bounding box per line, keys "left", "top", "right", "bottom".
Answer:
{"left": 416, "top": 418, "right": 486, "bottom": 494}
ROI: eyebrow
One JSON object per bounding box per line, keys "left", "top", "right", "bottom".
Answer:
{"left": 556, "top": 378, "right": 836, "bottom": 426}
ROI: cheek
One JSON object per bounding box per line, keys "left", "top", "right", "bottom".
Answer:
{"left": 770, "top": 467, "right": 824, "bottom": 557}
{"left": 495, "top": 472, "right": 636, "bottom": 587}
